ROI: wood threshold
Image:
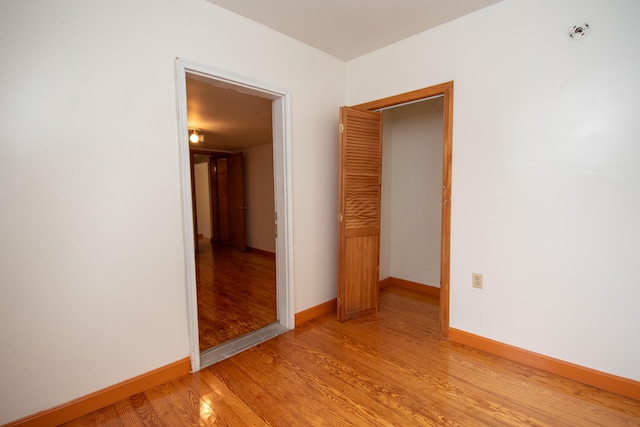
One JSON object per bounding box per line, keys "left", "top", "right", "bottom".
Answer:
{"left": 200, "top": 324, "right": 288, "bottom": 369}
{"left": 295, "top": 299, "right": 337, "bottom": 326}
{"left": 4, "top": 357, "right": 191, "bottom": 427}
{"left": 381, "top": 277, "right": 440, "bottom": 297}
{"left": 449, "top": 329, "right": 640, "bottom": 401}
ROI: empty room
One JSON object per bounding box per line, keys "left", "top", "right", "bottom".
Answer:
{"left": 1, "top": 0, "right": 639, "bottom": 425}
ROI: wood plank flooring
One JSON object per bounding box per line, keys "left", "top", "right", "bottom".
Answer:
{"left": 196, "top": 240, "right": 277, "bottom": 351}
{"left": 63, "top": 286, "right": 640, "bottom": 426}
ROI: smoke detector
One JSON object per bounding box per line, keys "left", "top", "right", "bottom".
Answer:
{"left": 569, "top": 23, "right": 590, "bottom": 40}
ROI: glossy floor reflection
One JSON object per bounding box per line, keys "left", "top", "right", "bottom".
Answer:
{"left": 196, "top": 240, "right": 277, "bottom": 351}
{"left": 65, "top": 286, "right": 640, "bottom": 426}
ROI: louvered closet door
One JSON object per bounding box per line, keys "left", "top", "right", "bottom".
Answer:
{"left": 337, "top": 106, "right": 383, "bottom": 321}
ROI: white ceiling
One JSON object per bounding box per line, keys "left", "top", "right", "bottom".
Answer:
{"left": 206, "top": 0, "right": 503, "bottom": 61}
{"left": 189, "top": 0, "right": 504, "bottom": 152}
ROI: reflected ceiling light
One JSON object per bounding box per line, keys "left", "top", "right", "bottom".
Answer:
{"left": 189, "top": 128, "right": 203, "bottom": 143}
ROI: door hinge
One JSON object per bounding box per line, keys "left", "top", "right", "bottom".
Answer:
{"left": 339, "top": 123, "right": 344, "bottom": 133}
{"left": 338, "top": 213, "right": 343, "bottom": 223}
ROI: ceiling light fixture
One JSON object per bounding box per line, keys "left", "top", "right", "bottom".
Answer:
{"left": 189, "top": 128, "right": 203, "bottom": 143}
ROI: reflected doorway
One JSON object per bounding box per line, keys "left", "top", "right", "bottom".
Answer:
{"left": 190, "top": 148, "right": 277, "bottom": 351}
{"left": 176, "top": 59, "right": 293, "bottom": 371}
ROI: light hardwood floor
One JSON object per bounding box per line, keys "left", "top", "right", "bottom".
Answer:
{"left": 63, "top": 286, "right": 640, "bottom": 426}
{"left": 196, "top": 240, "right": 277, "bottom": 351}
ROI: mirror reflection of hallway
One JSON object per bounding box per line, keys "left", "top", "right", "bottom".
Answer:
{"left": 187, "top": 75, "right": 277, "bottom": 353}
{"left": 194, "top": 238, "right": 276, "bottom": 350}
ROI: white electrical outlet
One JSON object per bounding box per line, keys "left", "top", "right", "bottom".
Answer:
{"left": 472, "top": 273, "right": 483, "bottom": 289}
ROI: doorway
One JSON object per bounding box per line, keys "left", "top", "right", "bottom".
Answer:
{"left": 338, "top": 82, "right": 453, "bottom": 336}
{"left": 175, "top": 59, "right": 294, "bottom": 371}
{"left": 379, "top": 96, "right": 444, "bottom": 300}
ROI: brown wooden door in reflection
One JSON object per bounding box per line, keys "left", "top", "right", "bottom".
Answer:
{"left": 228, "top": 152, "right": 247, "bottom": 252}
{"left": 216, "top": 158, "right": 230, "bottom": 242}
{"left": 337, "top": 106, "right": 382, "bottom": 321}
{"left": 209, "top": 159, "right": 219, "bottom": 243}
{"left": 190, "top": 152, "right": 199, "bottom": 255}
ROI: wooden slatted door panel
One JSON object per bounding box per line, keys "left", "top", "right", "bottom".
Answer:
{"left": 338, "top": 106, "right": 382, "bottom": 321}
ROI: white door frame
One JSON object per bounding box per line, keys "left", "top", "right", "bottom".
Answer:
{"left": 174, "top": 58, "right": 294, "bottom": 372}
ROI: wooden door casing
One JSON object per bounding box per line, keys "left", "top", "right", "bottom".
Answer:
{"left": 337, "top": 106, "right": 383, "bottom": 321}
{"left": 217, "top": 158, "right": 230, "bottom": 243}
{"left": 228, "top": 152, "right": 247, "bottom": 252}
{"left": 190, "top": 152, "right": 199, "bottom": 255}
{"left": 349, "top": 81, "right": 454, "bottom": 337}
{"left": 210, "top": 159, "right": 219, "bottom": 242}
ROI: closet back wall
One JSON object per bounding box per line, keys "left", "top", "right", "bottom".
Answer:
{"left": 380, "top": 99, "right": 444, "bottom": 288}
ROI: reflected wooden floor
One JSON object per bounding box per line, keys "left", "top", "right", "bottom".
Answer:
{"left": 63, "top": 286, "right": 640, "bottom": 426}
{"left": 196, "top": 240, "right": 277, "bottom": 351}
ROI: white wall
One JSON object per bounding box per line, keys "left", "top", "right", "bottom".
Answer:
{"left": 0, "top": 0, "right": 344, "bottom": 423}
{"left": 244, "top": 143, "right": 276, "bottom": 253}
{"left": 380, "top": 99, "right": 443, "bottom": 286}
{"left": 348, "top": 0, "right": 640, "bottom": 382}
{"left": 3, "top": 0, "right": 639, "bottom": 423}
{"left": 194, "top": 161, "right": 212, "bottom": 239}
